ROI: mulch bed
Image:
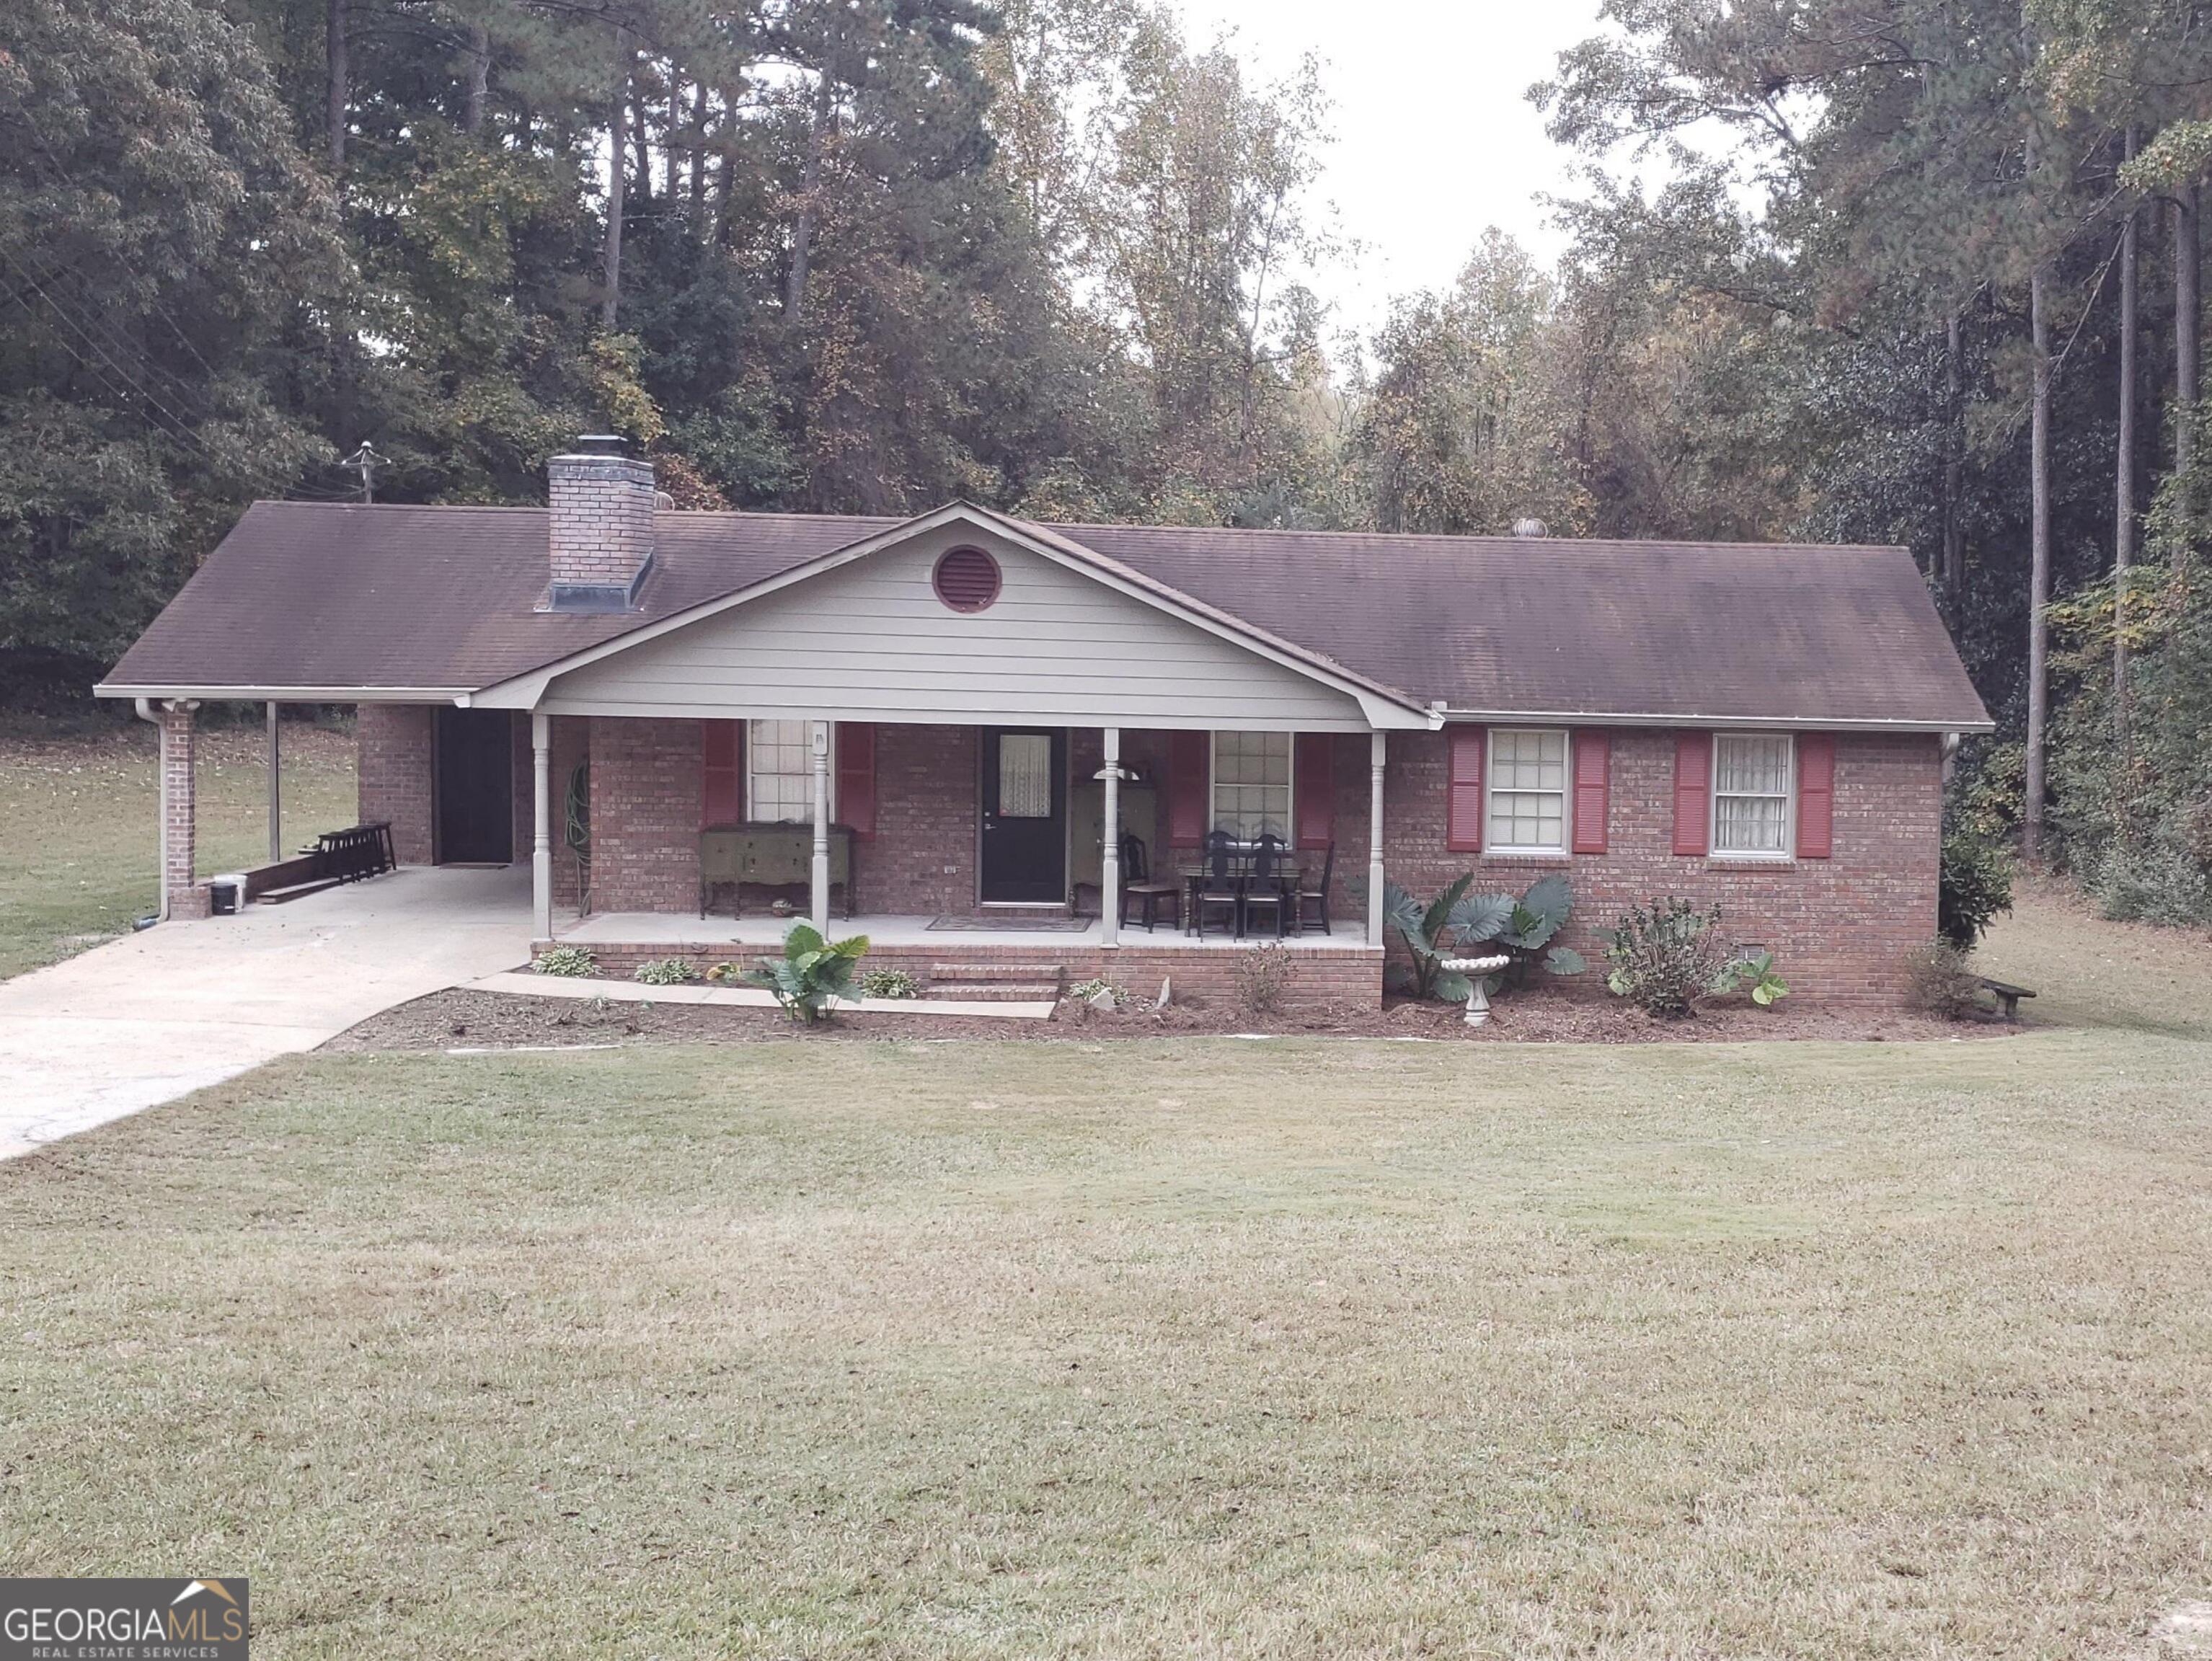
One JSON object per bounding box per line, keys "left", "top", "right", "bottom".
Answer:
{"left": 324, "top": 985, "right": 2017, "bottom": 1052}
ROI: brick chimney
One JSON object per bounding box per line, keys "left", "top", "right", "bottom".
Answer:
{"left": 547, "top": 435, "right": 656, "bottom": 611}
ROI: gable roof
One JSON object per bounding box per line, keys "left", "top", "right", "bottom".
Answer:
{"left": 97, "top": 500, "right": 1993, "bottom": 730}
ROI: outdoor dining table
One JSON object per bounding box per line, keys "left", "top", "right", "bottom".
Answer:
{"left": 1177, "top": 841, "right": 1304, "bottom": 939}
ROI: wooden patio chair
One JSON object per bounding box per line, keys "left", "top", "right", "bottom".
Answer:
{"left": 1190, "top": 830, "right": 1244, "bottom": 939}
{"left": 1119, "top": 833, "right": 1181, "bottom": 932}
{"left": 1241, "top": 832, "right": 1292, "bottom": 939}
{"left": 1296, "top": 843, "right": 1335, "bottom": 934}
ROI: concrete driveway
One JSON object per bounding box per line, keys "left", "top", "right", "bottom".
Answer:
{"left": 0, "top": 866, "right": 532, "bottom": 1159}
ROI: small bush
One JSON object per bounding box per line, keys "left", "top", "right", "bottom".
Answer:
{"left": 1712, "top": 949, "right": 1790, "bottom": 1008}
{"left": 858, "top": 967, "right": 922, "bottom": 999}
{"left": 703, "top": 960, "right": 741, "bottom": 983}
{"left": 1603, "top": 899, "right": 1725, "bottom": 1019}
{"left": 633, "top": 957, "right": 699, "bottom": 985}
{"left": 745, "top": 923, "right": 870, "bottom": 1022}
{"left": 2088, "top": 836, "right": 2212, "bottom": 927}
{"left": 1906, "top": 939, "right": 1985, "bottom": 1021}
{"left": 1234, "top": 943, "right": 1292, "bottom": 1014}
{"left": 531, "top": 945, "right": 598, "bottom": 978}
{"left": 1939, "top": 832, "right": 2015, "bottom": 949}
{"left": 1066, "top": 977, "right": 1128, "bottom": 1010}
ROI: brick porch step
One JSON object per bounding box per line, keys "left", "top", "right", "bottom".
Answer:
{"left": 927, "top": 962, "right": 1066, "bottom": 985}
{"left": 923, "top": 981, "right": 1065, "bottom": 1003}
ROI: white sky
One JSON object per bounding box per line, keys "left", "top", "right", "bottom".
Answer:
{"left": 1172, "top": 0, "right": 1611, "bottom": 340}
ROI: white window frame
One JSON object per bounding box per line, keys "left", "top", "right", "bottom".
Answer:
{"left": 745, "top": 719, "right": 833, "bottom": 824}
{"left": 1485, "top": 727, "right": 1570, "bottom": 856}
{"left": 1208, "top": 730, "right": 1295, "bottom": 842}
{"left": 1709, "top": 731, "right": 1795, "bottom": 861}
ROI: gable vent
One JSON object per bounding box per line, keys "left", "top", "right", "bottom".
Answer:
{"left": 932, "top": 546, "right": 1001, "bottom": 612}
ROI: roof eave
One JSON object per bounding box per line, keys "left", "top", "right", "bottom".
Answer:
{"left": 96, "top": 682, "right": 472, "bottom": 703}
{"left": 1438, "top": 707, "right": 1995, "bottom": 734}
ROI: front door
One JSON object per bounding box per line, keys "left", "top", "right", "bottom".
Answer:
{"left": 433, "top": 707, "right": 515, "bottom": 864}
{"left": 980, "top": 728, "right": 1066, "bottom": 903}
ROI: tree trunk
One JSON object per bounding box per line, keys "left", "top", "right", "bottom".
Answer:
{"left": 601, "top": 47, "right": 627, "bottom": 332}
{"left": 631, "top": 97, "right": 654, "bottom": 208}
{"left": 326, "top": 0, "right": 348, "bottom": 171}
{"left": 2116, "top": 132, "right": 2138, "bottom": 754}
{"left": 787, "top": 66, "right": 835, "bottom": 324}
{"left": 464, "top": 20, "right": 491, "bottom": 136}
{"left": 1943, "top": 309, "right": 1965, "bottom": 600}
{"left": 668, "top": 75, "right": 685, "bottom": 203}
{"left": 2024, "top": 262, "right": 2052, "bottom": 866}
{"left": 2178, "top": 181, "right": 2200, "bottom": 472}
{"left": 689, "top": 83, "right": 708, "bottom": 226}
{"left": 712, "top": 108, "right": 737, "bottom": 249}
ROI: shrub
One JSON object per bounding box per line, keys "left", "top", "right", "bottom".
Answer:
{"left": 633, "top": 957, "right": 699, "bottom": 985}
{"left": 1939, "top": 832, "right": 2015, "bottom": 949}
{"left": 1906, "top": 939, "right": 1985, "bottom": 1021}
{"left": 1603, "top": 899, "right": 1726, "bottom": 1018}
{"left": 743, "top": 923, "right": 870, "bottom": 1022}
{"left": 1066, "top": 976, "right": 1128, "bottom": 1010}
{"left": 2088, "top": 836, "right": 2212, "bottom": 927}
{"left": 1383, "top": 872, "right": 1585, "bottom": 1004}
{"left": 703, "top": 960, "right": 742, "bottom": 983}
{"left": 1234, "top": 943, "right": 1292, "bottom": 1014}
{"left": 858, "top": 967, "right": 922, "bottom": 999}
{"left": 1712, "top": 949, "right": 1789, "bottom": 1008}
{"left": 531, "top": 945, "right": 598, "bottom": 978}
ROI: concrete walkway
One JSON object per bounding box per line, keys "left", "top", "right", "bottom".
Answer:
{"left": 0, "top": 867, "right": 532, "bottom": 1159}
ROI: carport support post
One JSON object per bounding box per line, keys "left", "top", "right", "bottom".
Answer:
{"left": 531, "top": 712, "right": 552, "bottom": 942}
{"left": 265, "top": 701, "right": 283, "bottom": 862}
{"left": 1367, "top": 732, "right": 1386, "bottom": 948}
{"left": 809, "top": 719, "right": 831, "bottom": 936}
{"left": 1100, "top": 727, "right": 1120, "bottom": 947}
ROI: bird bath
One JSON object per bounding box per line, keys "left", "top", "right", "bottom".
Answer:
{"left": 1440, "top": 954, "right": 1512, "bottom": 1026}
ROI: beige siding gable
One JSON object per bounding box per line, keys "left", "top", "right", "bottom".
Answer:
{"left": 540, "top": 522, "right": 1377, "bottom": 730}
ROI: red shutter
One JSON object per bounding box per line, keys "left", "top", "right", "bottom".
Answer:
{"left": 1167, "top": 730, "right": 1209, "bottom": 846}
{"left": 1672, "top": 732, "right": 1711, "bottom": 856}
{"left": 1571, "top": 730, "right": 1609, "bottom": 854}
{"left": 1446, "top": 727, "right": 1485, "bottom": 852}
{"left": 702, "top": 719, "right": 743, "bottom": 828}
{"left": 1293, "top": 733, "right": 1335, "bottom": 849}
{"left": 1796, "top": 732, "right": 1835, "bottom": 859}
{"left": 836, "top": 722, "right": 876, "bottom": 836}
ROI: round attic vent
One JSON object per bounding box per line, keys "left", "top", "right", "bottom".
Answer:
{"left": 932, "top": 546, "right": 1001, "bottom": 612}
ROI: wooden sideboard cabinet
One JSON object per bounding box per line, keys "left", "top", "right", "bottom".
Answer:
{"left": 699, "top": 824, "right": 854, "bottom": 918}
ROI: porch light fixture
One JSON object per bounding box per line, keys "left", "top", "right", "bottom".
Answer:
{"left": 932, "top": 546, "right": 1001, "bottom": 612}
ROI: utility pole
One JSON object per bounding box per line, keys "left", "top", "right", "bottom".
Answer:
{"left": 341, "top": 441, "right": 384, "bottom": 504}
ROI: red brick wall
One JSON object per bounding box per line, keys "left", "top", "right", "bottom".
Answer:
{"left": 1361, "top": 727, "right": 1941, "bottom": 1006}
{"left": 589, "top": 717, "right": 704, "bottom": 912}
{"left": 356, "top": 703, "right": 435, "bottom": 864}
{"left": 852, "top": 724, "right": 978, "bottom": 913}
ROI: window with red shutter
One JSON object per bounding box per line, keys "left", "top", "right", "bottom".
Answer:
{"left": 1672, "top": 732, "right": 1711, "bottom": 856}
{"left": 1446, "top": 727, "right": 1485, "bottom": 851}
{"left": 836, "top": 722, "right": 876, "bottom": 837}
{"left": 1571, "top": 730, "right": 1609, "bottom": 854}
{"left": 1795, "top": 732, "right": 1835, "bottom": 859}
{"left": 1167, "top": 730, "right": 1208, "bottom": 846}
{"left": 702, "top": 720, "right": 743, "bottom": 828}
{"left": 1293, "top": 733, "right": 1334, "bottom": 849}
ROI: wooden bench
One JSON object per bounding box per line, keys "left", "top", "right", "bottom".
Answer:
{"left": 312, "top": 822, "right": 397, "bottom": 885}
{"left": 1976, "top": 976, "right": 2036, "bottom": 1022}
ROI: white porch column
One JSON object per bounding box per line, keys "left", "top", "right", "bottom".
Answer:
{"left": 531, "top": 712, "right": 552, "bottom": 941}
{"left": 810, "top": 719, "right": 831, "bottom": 934}
{"left": 1100, "top": 727, "right": 1121, "bottom": 947}
{"left": 1367, "top": 731, "right": 1387, "bottom": 947}
{"left": 266, "top": 701, "right": 283, "bottom": 863}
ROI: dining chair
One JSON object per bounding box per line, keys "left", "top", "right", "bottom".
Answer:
{"left": 1192, "top": 829, "right": 1244, "bottom": 938}
{"left": 1118, "top": 833, "right": 1181, "bottom": 931}
{"left": 1242, "top": 832, "right": 1291, "bottom": 939}
{"left": 1296, "top": 842, "right": 1335, "bottom": 934}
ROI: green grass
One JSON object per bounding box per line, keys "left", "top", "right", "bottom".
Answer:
{"left": 0, "top": 719, "right": 357, "bottom": 978}
{"left": 3, "top": 889, "right": 2211, "bottom": 1657}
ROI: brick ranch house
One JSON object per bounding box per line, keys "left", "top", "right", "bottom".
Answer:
{"left": 97, "top": 438, "right": 1991, "bottom": 1009}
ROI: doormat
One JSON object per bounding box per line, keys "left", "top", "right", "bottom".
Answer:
{"left": 927, "top": 914, "right": 1089, "bottom": 931}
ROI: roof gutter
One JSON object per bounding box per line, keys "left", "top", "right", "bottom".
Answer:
{"left": 97, "top": 684, "right": 474, "bottom": 704}
{"left": 1436, "top": 708, "right": 1995, "bottom": 735}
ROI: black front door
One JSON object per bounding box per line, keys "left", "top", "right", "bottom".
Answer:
{"left": 434, "top": 707, "right": 515, "bottom": 864}
{"left": 980, "top": 728, "right": 1066, "bottom": 903}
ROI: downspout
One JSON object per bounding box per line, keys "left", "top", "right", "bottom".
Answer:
{"left": 134, "top": 697, "right": 169, "bottom": 922}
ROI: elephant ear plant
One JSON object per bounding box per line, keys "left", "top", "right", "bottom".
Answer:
{"left": 1481, "top": 872, "right": 1588, "bottom": 986}
{"left": 1385, "top": 872, "right": 1589, "bottom": 1005}
{"left": 745, "top": 923, "right": 871, "bottom": 1022}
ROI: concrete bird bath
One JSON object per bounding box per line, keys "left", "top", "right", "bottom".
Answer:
{"left": 1440, "top": 954, "right": 1512, "bottom": 1026}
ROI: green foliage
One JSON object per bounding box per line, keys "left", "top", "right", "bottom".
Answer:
{"left": 1906, "top": 939, "right": 1986, "bottom": 1022}
{"left": 857, "top": 967, "right": 923, "bottom": 1000}
{"left": 1939, "top": 833, "right": 2016, "bottom": 949}
{"left": 1385, "top": 872, "right": 1586, "bottom": 1003}
{"left": 632, "top": 957, "right": 699, "bottom": 985}
{"left": 2088, "top": 836, "right": 2212, "bottom": 928}
{"left": 743, "top": 923, "right": 870, "bottom": 1023}
{"left": 1603, "top": 900, "right": 1726, "bottom": 1019}
{"left": 1712, "top": 949, "right": 1791, "bottom": 1009}
{"left": 531, "top": 945, "right": 599, "bottom": 978}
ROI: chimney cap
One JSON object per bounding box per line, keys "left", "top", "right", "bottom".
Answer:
{"left": 1511, "top": 517, "right": 1549, "bottom": 539}
{"left": 570, "top": 433, "right": 629, "bottom": 457}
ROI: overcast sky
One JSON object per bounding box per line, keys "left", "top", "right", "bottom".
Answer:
{"left": 1172, "top": 0, "right": 1611, "bottom": 341}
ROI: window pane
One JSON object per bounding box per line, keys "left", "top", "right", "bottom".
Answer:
{"left": 998, "top": 733, "right": 1052, "bottom": 818}
{"left": 1716, "top": 735, "right": 1790, "bottom": 796}
{"left": 1492, "top": 728, "right": 1566, "bottom": 792}
{"left": 1486, "top": 730, "right": 1567, "bottom": 849}
{"left": 1211, "top": 731, "right": 1291, "bottom": 839}
{"left": 1713, "top": 734, "right": 1791, "bottom": 852}
{"left": 748, "top": 719, "right": 813, "bottom": 823}
{"left": 1716, "top": 794, "right": 1788, "bottom": 852}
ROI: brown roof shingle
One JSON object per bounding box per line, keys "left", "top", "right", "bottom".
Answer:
{"left": 99, "top": 502, "right": 1991, "bottom": 729}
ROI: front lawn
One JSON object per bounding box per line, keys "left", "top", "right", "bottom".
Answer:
{"left": 4, "top": 896, "right": 2210, "bottom": 1657}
